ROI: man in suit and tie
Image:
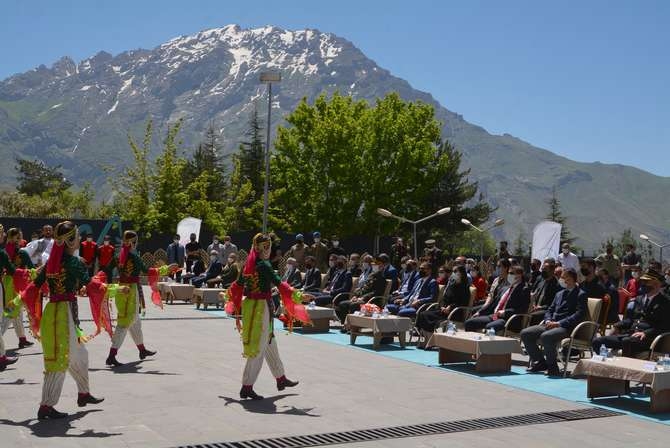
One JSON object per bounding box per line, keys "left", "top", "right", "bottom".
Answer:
{"left": 281, "top": 257, "right": 303, "bottom": 288}
{"left": 311, "top": 255, "right": 352, "bottom": 306}
{"left": 167, "top": 234, "right": 185, "bottom": 282}
{"left": 592, "top": 268, "right": 670, "bottom": 357}
{"left": 191, "top": 250, "right": 223, "bottom": 288}
{"left": 390, "top": 259, "right": 419, "bottom": 301}
{"left": 386, "top": 262, "right": 437, "bottom": 318}
{"left": 301, "top": 256, "right": 322, "bottom": 293}
{"left": 335, "top": 256, "right": 388, "bottom": 326}
{"left": 464, "top": 266, "right": 530, "bottom": 333}
{"left": 529, "top": 258, "right": 562, "bottom": 325}
{"left": 521, "top": 268, "right": 587, "bottom": 376}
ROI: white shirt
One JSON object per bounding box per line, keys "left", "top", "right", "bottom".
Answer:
{"left": 558, "top": 251, "right": 579, "bottom": 272}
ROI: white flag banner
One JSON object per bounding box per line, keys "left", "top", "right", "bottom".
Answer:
{"left": 177, "top": 217, "right": 202, "bottom": 246}
{"left": 532, "top": 221, "right": 562, "bottom": 261}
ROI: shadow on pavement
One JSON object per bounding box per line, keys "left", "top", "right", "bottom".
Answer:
{"left": 0, "top": 378, "right": 39, "bottom": 385}
{"left": 0, "top": 409, "right": 122, "bottom": 438}
{"left": 90, "top": 360, "right": 179, "bottom": 376}
{"left": 219, "top": 393, "right": 320, "bottom": 417}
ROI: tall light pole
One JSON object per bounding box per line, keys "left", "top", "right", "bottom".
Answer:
{"left": 377, "top": 207, "right": 451, "bottom": 259}
{"left": 640, "top": 234, "right": 670, "bottom": 264}
{"left": 461, "top": 218, "right": 505, "bottom": 262}
{"left": 259, "top": 71, "right": 281, "bottom": 233}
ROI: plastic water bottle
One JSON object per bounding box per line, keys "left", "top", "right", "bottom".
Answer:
{"left": 663, "top": 354, "right": 670, "bottom": 370}
{"left": 308, "top": 301, "right": 315, "bottom": 310}
{"left": 487, "top": 327, "right": 496, "bottom": 340}
{"left": 381, "top": 306, "right": 389, "bottom": 318}
{"left": 599, "top": 345, "right": 608, "bottom": 360}
{"left": 446, "top": 321, "right": 456, "bottom": 335}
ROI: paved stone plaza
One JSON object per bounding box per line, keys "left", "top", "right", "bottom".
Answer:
{"left": 1, "top": 299, "right": 668, "bottom": 448}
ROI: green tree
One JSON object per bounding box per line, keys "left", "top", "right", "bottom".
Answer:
{"left": 183, "top": 123, "right": 227, "bottom": 201}
{"left": 237, "top": 108, "right": 265, "bottom": 200}
{"left": 153, "top": 119, "right": 187, "bottom": 235}
{"left": 272, "top": 92, "right": 489, "bottom": 238}
{"left": 546, "top": 186, "right": 575, "bottom": 245}
{"left": 16, "top": 158, "right": 72, "bottom": 195}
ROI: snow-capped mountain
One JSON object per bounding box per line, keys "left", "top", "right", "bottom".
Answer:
{"left": 0, "top": 24, "right": 668, "bottom": 249}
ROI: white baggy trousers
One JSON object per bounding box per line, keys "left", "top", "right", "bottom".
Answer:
{"left": 242, "top": 300, "right": 285, "bottom": 386}
{"left": 111, "top": 286, "right": 144, "bottom": 350}
{"left": 41, "top": 305, "right": 90, "bottom": 406}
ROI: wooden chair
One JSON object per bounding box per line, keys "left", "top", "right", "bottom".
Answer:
{"left": 503, "top": 302, "right": 533, "bottom": 340}
{"left": 560, "top": 297, "right": 603, "bottom": 377}
{"left": 367, "top": 279, "right": 392, "bottom": 308}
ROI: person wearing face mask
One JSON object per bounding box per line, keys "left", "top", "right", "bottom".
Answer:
{"left": 595, "top": 243, "right": 621, "bottom": 286}
{"left": 528, "top": 259, "right": 542, "bottom": 290}
{"left": 300, "top": 256, "right": 322, "bottom": 293}
{"left": 529, "top": 258, "right": 562, "bottom": 325}
{"left": 206, "top": 235, "right": 223, "bottom": 261}
{"left": 391, "top": 237, "right": 408, "bottom": 269}
{"left": 557, "top": 243, "right": 579, "bottom": 273}
{"left": 287, "top": 234, "right": 308, "bottom": 269}
{"left": 220, "top": 235, "right": 238, "bottom": 262}
{"left": 185, "top": 233, "right": 202, "bottom": 274}
{"left": 578, "top": 258, "right": 606, "bottom": 299}
{"left": 106, "top": 231, "right": 174, "bottom": 367}
{"left": 465, "top": 266, "right": 530, "bottom": 333}
{"left": 436, "top": 266, "right": 449, "bottom": 285}
{"left": 348, "top": 253, "right": 362, "bottom": 277}
{"left": 335, "top": 257, "right": 387, "bottom": 326}
{"left": 625, "top": 266, "right": 641, "bottom": 297}
{"left": 225, "top": 233, "right": 309, "bottom": 400}
{"left": 621, "top": 244, "right": 642, "bottom": 285}
{"left": 470, "top": 265, "right": 488, "bottom": 304}
{"left": 98, "top": 235, "right": 117, "bottom": 282}
{"left": 311, "top": 255, "right": 352, "bottom": 306}
{"left": 208, "top": 252, "right": 239, "bottom": 289}
{"left": 593, "top": 268, "right": 670, "bottom": 357}
{"left": 391, "top": 259, "right": 418, "bottom": 299}
{"left": 423, "top": 240, "right": 443, "bottom": 274}
{"left": 352, "top": 254, "right": 372, "bottom": 287}
{"left": 521, "top": 268, "right": 587, "bottom": 376}
{"left": 271, "top": 258, "right": 302, "bottom": 311}
{"left": 191, "top": 251, "right": 223, "bottom": 289}
{"left": 377, "top": 253, "right": 399, "bottom": 291}
{"left": 79, "top": 233, "right": 97, "bottom": 277}
{"left": 308, "top": 231, "right": 329, "bottom": 272}
{"left": 471, "top": 259, "right": 511, "bottom": 316}
{"left": 327, "top": 235, "right": 346, "bottom": 257}
{"left": 386, "top": 262, "right": 437, "bottom": 318}
{"left": 166, "top": 234, "right": 185, "bottom": 282}
{"left": 416, "top": 264, "right": 470, "bottom": 347}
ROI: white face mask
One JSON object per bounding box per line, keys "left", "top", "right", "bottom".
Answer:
{"left": 632, "top": 271, "right": 640, "bottom": 279}
{"left": 314, "top": 238, "right": 321, "bottom": 243}
{"left": 210, "top": 256, "right": 217, "bottom": 262}
{"left": 173, "top": 239, "right": 179, "bottom": 244}
{"left": 559, "top": 279, "right": 568, "bottom": 289}
{"left": 213, "top": 240, "right": 219, "bottom": 245}
{"left": 361, "top": 262, "right": 370, "bottom": 270}
{"left": 86, "top": 238, "right": 93, "bottom": 242}
{"left": 562, "top": 249, "right": 569, "bottom": 255}
{"left": 450, "top": 273, "right": 459, "bottom": 282}
{"left": 328, "top": 261, "right": 335, "bottom": 268}
{"left": 332, "top": 241, "right": 339, "bottom": 247}
{"left": 104, "top": 241, "right": 110, "bottom": 246}
{"left": 287, "top": 264, "right": 296, "bottom": 271}
{"left": 372, "top": 265, "right": 380, "bottom": 273}
{"left": 507, "top": 274, "right": 517, "bottom": 285}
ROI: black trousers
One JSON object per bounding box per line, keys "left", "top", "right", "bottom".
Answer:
{"left": 336, "top": 300, "right": 362, "bottom": 323}
{"left": 592, "top": 334, "right": 651, "bottom": 357}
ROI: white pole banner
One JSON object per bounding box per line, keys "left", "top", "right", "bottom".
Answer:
{"left": 532, "top": 221, "right": 562, "bottom": 262}
{"left": 176, "top": 217, "right": 202, "bottom": 246}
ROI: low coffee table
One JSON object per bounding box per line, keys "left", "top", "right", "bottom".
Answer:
{"left": 572, "top": 357, "right": 670, "bottom": 413}
{"left": 345, "top": 314, "right": 412, "bottom": 350}
{"left": 428, "top": 331, "right": 521, "bottom": 373}
{"left": 193, "top": 288, "right": 225, "bottom": 309}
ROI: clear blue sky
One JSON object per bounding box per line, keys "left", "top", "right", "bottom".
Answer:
{"left": 2, "top": 0, "right": 668, "bottom": 176}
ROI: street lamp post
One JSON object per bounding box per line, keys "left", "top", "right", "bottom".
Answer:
{"left": 640, "top": 234, "right": 670, "bottom": 264}
{"left": 376, "top": 207, "right": 451, "bottom": 259}
{"left": 461, "top": 218, "right": 505, "bottom": 262}
{"left": 259, "top": 71, "right": 281, "bottom": 233}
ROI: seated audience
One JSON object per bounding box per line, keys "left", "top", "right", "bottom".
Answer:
{"left": 597, "top": 267, "right": 620, "bottom": 325}
{"left": 311, "top": 255, "right": 352, "bottom": 306}
{"left": 191, "top": 251, "right": 223, "bottom": 288}
{"left": 592, "top": 269, "right": 670, "bottom": 357}
{"left": 529, "top": 258, "right": 562, "bottom": 325}
{"left": 386, "top": 261, "right": 436, "bottom": 318}
{"left": 301, "top": 256, "right": 322, "bottom": 293}
{"left": 520, "top": 268, "right": 587, "bottom": 376}
{"left": 335, "top": 257, "right": 387, "bottom": 326}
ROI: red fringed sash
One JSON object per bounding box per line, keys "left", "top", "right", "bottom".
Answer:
{"left": 278, "top": 281, "right": 311, "bottom": 330}
{"left": 20, "top": 283, "right": 44, "bottom": 338}
{"left": 86, "top": 273, "right": 113, "bottom": 339}
{"left": 147, "top": 267, "right": 163, "bottom": 309}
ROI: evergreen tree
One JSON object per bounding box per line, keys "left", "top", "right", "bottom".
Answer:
{"left": 546, "top": 186, "right": 575, "bottom": 245}
{"left": 16, "top": 158, "right": 71, "bottom": 195}
{"left": 237, "top": 108, "right": 265, "bottom": 200}
{"left": 184, "top": 123, "right": 227, "bottom": 201}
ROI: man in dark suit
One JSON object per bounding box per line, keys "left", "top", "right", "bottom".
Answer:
{"left": 312, "top": 255, "right": 352, "bottom": 306}
{"left": 378, "top": 253, "right": 398, "bottom": 292}
{"left": 529, "top": 258, "right": 562, "bottom": 325}
{"left": 391, "top": 259, "right": 419, "bottom": 300}
{"left": 521, "top": 268, "right": 587, "bottom": 376}
{"left": 592, "top": 268, "right": 670, "bottom": 357}
{"left": 301, "top": 256, "right": 322, "bottom": 293}
{"left": 191, "top": 251, "right": 223, "bottom": 288}
{"left": 464, "top": 266, "right": 530, "bottom": 333}
{"left": 281, "top": 257, "right": 303, "bottom": 288}
{"left": 335, "top": 257, "right": 388, "bottom": 325}
{"left": 387, "top": 262, "right": 437, "bottom": 318}
{"left": 167, "top": 234, "right": 185, "bottom": 282}
{"left": 210, "top": 252, "right": 239, "bottom": 288}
